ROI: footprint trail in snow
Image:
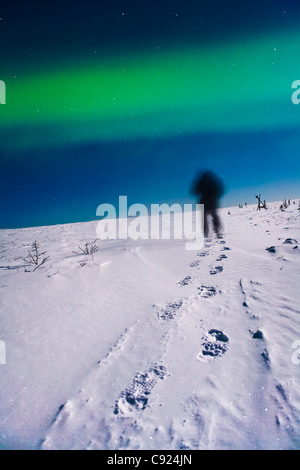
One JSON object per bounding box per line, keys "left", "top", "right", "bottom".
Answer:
{"left": 36, "top": 203, "right": 300, "bottom": 450}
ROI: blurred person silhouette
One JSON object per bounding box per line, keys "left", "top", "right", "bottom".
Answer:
{"left": 190, "top": 170, "right": 224, "bottom": 237}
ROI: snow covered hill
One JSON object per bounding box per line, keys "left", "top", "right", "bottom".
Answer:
{"left": 0, "top": 201, "right": 299, "bottom": 450}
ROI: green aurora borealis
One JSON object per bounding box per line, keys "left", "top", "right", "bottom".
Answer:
{"left": 1, "top": 29, "right": 300, "bottom": 151}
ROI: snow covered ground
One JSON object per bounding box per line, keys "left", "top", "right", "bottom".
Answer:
{"left": 0, "top": 200, "right": 299, "bottom": 450}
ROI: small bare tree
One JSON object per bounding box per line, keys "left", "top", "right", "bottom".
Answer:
{"left": 256, "top": 194, "right": 267, "bottom": 211}
{"left": 24, "top": 241, "right": 50, "bottom": 272}
{"left": 74, "top": 239, "right": 99, "bottom": 260}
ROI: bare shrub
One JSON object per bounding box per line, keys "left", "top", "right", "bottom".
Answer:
{"left": 74, "top": 239, "right": 99, "bottom": 260}
{"left": 24, "top": 241, "right": 50, "bottom": 272}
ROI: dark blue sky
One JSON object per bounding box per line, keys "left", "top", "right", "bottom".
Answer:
{"left": 1, "top": 127, "right": 299, "bottom": 228}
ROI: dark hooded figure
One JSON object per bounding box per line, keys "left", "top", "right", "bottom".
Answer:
{"left": 190, "top": 170, "right": 224, "bottom": 237}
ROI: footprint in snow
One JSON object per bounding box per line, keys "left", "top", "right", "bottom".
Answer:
{"left": 198, "top": 285, "right": 217, "bottom": 298}
{"left": 209, "top": 266, "right": 223, "bottom": 275}
{"left": 283, "top": 238, "right": 298, "bottom": 245}
{"left": 114, "top": 364, "right": 167, "bottom": 415}
{"left": 177, "top": 276, "right": 192, "bottom": 287}
{"left": 197, "top": 251, "right": 209, "bottom": 258}
{"left": 155, "top": 300, "right": 183, "bottom": 321}
{"left": 216, "top": 254, "right": 227, "bottom": 262}
{"left": 198, "top": 329, "right": 229, "bottom": 362}
{"left": 190, "top": 260, "right": 201, "bottom": 268}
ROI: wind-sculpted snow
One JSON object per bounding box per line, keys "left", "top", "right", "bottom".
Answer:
{"left": 0, "top": 201, "right": 300, "bottom": 450}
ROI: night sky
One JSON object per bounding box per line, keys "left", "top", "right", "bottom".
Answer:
{"left": 1, "top": 1, "right": 300, "bottom": 228}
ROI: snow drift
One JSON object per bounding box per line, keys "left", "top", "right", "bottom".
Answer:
{"left": 0, "top": 201, "right": 299, "bottom": 450}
